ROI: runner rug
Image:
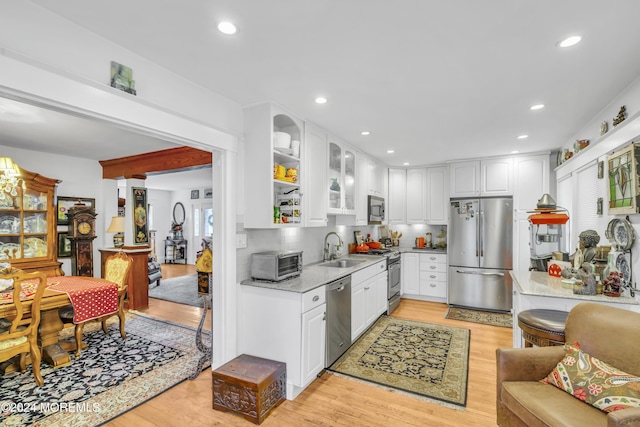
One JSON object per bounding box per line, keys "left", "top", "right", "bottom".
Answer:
{"left": 148, "top": 274, "right": 202, "bottom": 307}
{"left": 0, "top": 313, "right": 211, "bottom": 426}
{"left": 329, "top": 316, "right": 470, "bottom": 408}
{"left": 445, "top": 306, "right": 513, "bottom": 328}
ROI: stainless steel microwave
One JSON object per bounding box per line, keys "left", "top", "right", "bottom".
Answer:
{"left": 368, "top": 195, "right": 385, "bottom": 224}
{"left": 250, "top": 250, "right": 303, "bottom": 282}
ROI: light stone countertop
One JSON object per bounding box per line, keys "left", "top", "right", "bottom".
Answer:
{"left": 511, "top": 270, "right": 638, "bottom": 305}
{"left": 240, "top": 254, "right": 386, "bottom": 294}
{"left": 396, "top": 246, "right": 447, "bottom": 254}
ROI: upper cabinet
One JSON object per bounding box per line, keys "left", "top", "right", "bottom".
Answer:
{"left": 449, "top": 157, "right": 513, "bottom": 198}
{"left": 304, "top": 122, "right": 328, "bottom": 227}
{"left": 244, "top": 103, "right": 304, "bottom": 228}
{"left": 327, "top": 137, "right": 356, "bottom": 215}
{"left": 0, "top": 163, "right": 62, "bottom": 277}
{"left": 387, "top": 168, "right": 407, "bottom": 225}
{"left": 406, "top": 168, "right": 427, "bottom": 224}
{"left": 426, "top": 166, "right": 448, "bottom": 224}
{"left": 367, "top": 157, "right": 384, "bottom": 197}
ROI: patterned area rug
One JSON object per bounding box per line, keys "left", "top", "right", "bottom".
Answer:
{"left": 0, "top": 313, "right": 211, "bottom": 426}
{"left": 148, "top": 274, "right": 202, "bottom": 307}
{"left": 329, "top": 316, "right": 470, "bottom": 407}
{"left": 445, "top": 306, "right": 513, "bottom": 328}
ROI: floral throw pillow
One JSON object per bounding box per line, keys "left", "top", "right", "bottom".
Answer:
{"left": 541, "top": 343, "right": 640, "bottom": 413}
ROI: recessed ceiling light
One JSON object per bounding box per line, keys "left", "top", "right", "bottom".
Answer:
{"left": 558, "top": 35, "right": 582, "bottom": 48}
{"left": 517, "top": 135, "right": 528, "bottom": 140}
{"left": 530, "top": 104, "right": 545, "bottom": 110}
{"left": 218, "top": 22, "right": 237, "bottom": 35}
{"left": 315, "top": 97, "right": 327, "bottom": 104}
{"left": 403, "top": 162, "right": 410, "bottom": 166}
{"left": 361, "top": 131, "right": 370, "bottom": 136}
{"left": 511, "top": 150, "right": 520, "bottom": 154}
{"left": 387, "top": 150, "right": 394, "bottom": 154}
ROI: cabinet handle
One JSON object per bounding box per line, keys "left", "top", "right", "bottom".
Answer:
{"left": 323, "top": 312, "right": 326, "bottom": 320}
{"left": 430, "top": 266, "right": 436, "bottom": 269}
{"left": 364, "top": 286, "right": 370, "bottom": 290}
{"left": 313, "top": 295, "right": 319, "bottom": 302}
{"left": 430, "top": 257, "right": 436, "bottom": 260}
{"left": 430, "top": 275, "right": 436, "bottom": 279}
{"left": 430, "top": 284, "right": 436, "bottom": 288}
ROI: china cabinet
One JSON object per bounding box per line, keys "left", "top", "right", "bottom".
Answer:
{"left": 327, "top": 137, "right": 356, "bottom": 215}
{"left": 0, "top": 165, "right": 62, "bottom": 276}
{"left": 244, "top": 103, "right": 304, "bottom": 228}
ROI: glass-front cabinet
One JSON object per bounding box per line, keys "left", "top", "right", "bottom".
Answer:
{"left": 0, "top": 163, "right": 62, "bottom": 276}
{"left": 327, "top": 138, "right": 356, "bottom": 215}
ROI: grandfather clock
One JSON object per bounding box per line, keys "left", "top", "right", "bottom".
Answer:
{"left": 67, "top": 202, "right": 98, "bottom": 277}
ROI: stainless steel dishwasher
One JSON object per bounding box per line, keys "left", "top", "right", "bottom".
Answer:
{"left": 325, "top": 275, "right": 351, "bottom": 367}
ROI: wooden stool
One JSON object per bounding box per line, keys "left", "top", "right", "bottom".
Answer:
{"left": 212, "top": 354, "right": 286, "bottom": 425}
{"left": 517, "top": 309, "right": 569, "bottom": 347}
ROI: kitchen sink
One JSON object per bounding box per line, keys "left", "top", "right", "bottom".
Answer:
{"left": 319, "top": 259, "right": 366, "bottom": 268}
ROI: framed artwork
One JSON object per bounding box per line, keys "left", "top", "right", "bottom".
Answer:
{"left": 57, "top": 197, "right": 95, "bottom": 225}
{"left": 191, "top": 189, "right": 199, "bottom": 199}
{"left": 57, "top": 231, "right": 71, "bottom": 257}
{"left": 132, "top": 187, "right": 149, "bottom": 244}
{"left": 204, "top": 188, "right": 213, "bottom": 198}
{"left": 607, "top": 143, "right": 640, "bottom": 215}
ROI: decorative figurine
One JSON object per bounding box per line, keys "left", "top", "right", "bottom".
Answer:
{"left": 601, "top": 120, "right": 609, "bottom": 135}
{"left": 613, "top": 105, "right": 627, "bottom": 127}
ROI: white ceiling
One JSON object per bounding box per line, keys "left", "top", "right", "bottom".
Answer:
{"left": 5, "top": 1, "right": 640, "bottom": 171}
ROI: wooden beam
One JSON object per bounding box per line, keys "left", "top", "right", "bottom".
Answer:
{"left": 99, "top": 146, "right": 212, "bottom": 179}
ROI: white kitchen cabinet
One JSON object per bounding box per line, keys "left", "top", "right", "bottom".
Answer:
{"left": 367, "top": 156, "right": 384, "bottom": 197}
{"left": 449, "top": 157, "right": 513, "bottom": 198}
{"left": 426, "top": 166, "right": 448, "bottom": 224}
{"left": 402, "top": 252, "right": 447, "bottom": 302}
{"left": 401, "top": 252, "right": 420, "bottom": 295}
{"left": 512, "top": 153, "right": 551, "bottom": 272}
{"left": 351, "top": 259, "right": 387, "bottom": 341}
{"left": 304, "top": 122, "right": 328, "bottom": 227}
{"left": 406, "top": 168, "right": 427, "bottom": 223}
{"left": 388, "top": 168, "right": 407, "bottom": 225}
{"left": 328, "top": 137, "right": 356, "bottom": 215}
{"left": 244, "top": 103, "right": 304, "bottom": 228}
{"left": 355, "top": 151, "right": 369, "bottom": 225}
{"left": 301, "top": 303, "right": 326, "bottom": 387}
{"left": 419, "top": 253, "right": 447, "bottom": 299}
{"left": 239, "top": 284, "right": 326, "bottom": 400}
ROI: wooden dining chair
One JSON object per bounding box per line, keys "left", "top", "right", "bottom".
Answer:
{"left": 59, "top": 251, "right": 133, "bottom": 357}
{"left": 0, "top": 268, "right": 47, "bottom": 386}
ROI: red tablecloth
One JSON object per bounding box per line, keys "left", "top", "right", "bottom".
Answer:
{"left": 47, "top": 276, "right": 119, "bottom": 324}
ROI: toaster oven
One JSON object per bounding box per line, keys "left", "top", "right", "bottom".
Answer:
{"left": 250, "top": 250, "right": 303, "bottom": 281}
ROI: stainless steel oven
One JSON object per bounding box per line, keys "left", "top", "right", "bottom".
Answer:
{"left": 387, "top": 252, "right": 401, "bottom": 314}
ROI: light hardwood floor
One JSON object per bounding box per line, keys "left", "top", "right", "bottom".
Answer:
{"left": 108, "top": 273, "right": 511, "bottom": 427}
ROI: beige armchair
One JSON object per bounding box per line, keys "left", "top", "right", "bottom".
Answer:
{"left": 497, "top": 302, "right": 640, "bottom": 427}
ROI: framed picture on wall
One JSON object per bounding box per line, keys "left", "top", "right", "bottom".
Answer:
{"left": 57, "top": 197, "right": 95, "bottom": 225}
{"left": 132, "top": 187, "right": 149, "bottom": 244}
{"left": 191, "top": 189, "right": 199, "bottom": 199}
{"left": 57, "top": 231, "right": 71, "bottom": 257}
{"left": 204, "top": 188, "right": 213, "bottom": 198}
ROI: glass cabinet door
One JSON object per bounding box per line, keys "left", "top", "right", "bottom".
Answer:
{"left": 344, "top": 149, "right": 356, "bottom": 212}
{"left": 328, "top": 142, "right": 343, "bottom": 210}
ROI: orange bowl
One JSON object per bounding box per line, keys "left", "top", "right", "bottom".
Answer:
{"left": 367, "top": 242, "right": 382, "bottom": 249}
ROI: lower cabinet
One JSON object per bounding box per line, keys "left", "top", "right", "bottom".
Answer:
{"left": 239, "top": 284, "right": 326, "bottom": 400}
{"left": 402, "top": 252, "right": 447, "bottom": 302}
{"left": 351, "top": 260, "right": 387, "bottom": 341}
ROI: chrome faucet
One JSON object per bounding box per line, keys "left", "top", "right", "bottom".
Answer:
{"left": 323, "top": 232, "right": 344, "bottom": 261}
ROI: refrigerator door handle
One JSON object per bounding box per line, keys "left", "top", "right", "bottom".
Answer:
{"left": 456, "top": 269, "right": 505, "bottom": 277}
{"left": 479, "top": 209, "right": 484, "bottom": 258}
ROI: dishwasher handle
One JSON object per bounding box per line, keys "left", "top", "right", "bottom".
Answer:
{"left": 327, "top": 277, "right": 351, "bottom": 291}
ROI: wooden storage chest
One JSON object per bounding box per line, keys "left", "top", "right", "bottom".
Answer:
{"left": 212, "top": 354, "right": 286, "bottom": 424}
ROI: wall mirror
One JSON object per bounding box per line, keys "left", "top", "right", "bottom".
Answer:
{"left": 173, "top": 202, "right": 186, "bottom": 225}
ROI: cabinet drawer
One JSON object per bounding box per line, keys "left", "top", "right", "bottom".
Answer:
{"left": 351, "top": 260, "right": 387, "bottom": 285}
{"left": 419, "top": 253, "right": 447, "bottom": 264}
{"left": 419, "top": 280, "right": 447, "bottom": 298}
{"left": 420, "top": 262, "right": 447, "bottom": 273}
{"left": 302, "top": 285, "right": 326, "bottom": 312}
{"left": 419, "top": 271, "right": 446, "bottom": 282}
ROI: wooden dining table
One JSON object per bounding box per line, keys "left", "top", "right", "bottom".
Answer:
{"left": 0, "top": 276, "right": 119, "bottom": 368}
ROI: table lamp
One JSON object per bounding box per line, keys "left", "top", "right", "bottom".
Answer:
{"left": 107, "top": 216, "right": 125, "bottom": 248}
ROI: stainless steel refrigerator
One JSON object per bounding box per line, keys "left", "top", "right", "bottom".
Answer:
{"left": 448, "top": 197, "right": 513, "bottom": 312}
